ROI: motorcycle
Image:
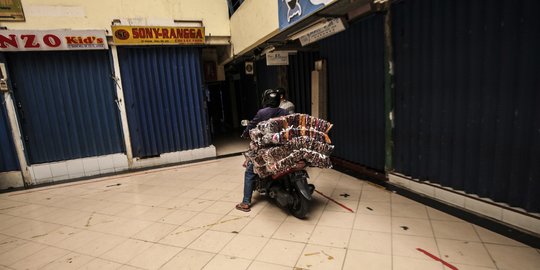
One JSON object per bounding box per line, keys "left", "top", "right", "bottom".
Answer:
{"left": 240, "top": 120, "right": 316, "bottom": 219}
{"left": 254, "top": 160, "right": 315, "bottom": 219}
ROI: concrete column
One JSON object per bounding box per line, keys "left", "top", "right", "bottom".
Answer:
{"left": 110, "top": 46, "right": 134, "bottom": 168}
{"left": 311, "top": 59, "right": 328, "bottom": 119}
{"left": 2, "top": 92, "right": 32, "bottom": 186}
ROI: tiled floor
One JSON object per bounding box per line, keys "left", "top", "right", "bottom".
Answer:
{"left": 1, "top": 155, "right": 539, "bottom": 270}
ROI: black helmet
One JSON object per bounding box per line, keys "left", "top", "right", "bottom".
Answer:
{"left": 276, "top": 87, "right": 286, "bottom": 98}
{"left": 262, "top": 89, "right": 280, "bottom": 108}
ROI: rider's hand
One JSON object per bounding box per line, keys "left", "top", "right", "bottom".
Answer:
{"left": 242, "top": 159, "right": 248, "bottom": 168}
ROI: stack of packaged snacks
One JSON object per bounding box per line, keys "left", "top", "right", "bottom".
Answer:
{"left": 244, "top": 113, "right": 334, "bottom": 178}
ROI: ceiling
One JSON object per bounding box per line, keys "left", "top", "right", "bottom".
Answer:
{"left": 230, "top": 0, "right": 377, "bottom": 64}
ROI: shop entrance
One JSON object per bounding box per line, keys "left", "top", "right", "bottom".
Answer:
{"left": 207, "top": 65, "right": 257, "bottom": 157}
{"left": 117, "top": 46, "right": 209, "bottom": 158}
{"left": 6, "top": 50, "right": 124, "bottom": 164}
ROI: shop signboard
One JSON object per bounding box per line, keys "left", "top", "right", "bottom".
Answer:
{"left": 279, "top": 0, "right": 336, "bottom": 30}
{"left": 0, "top": 30, "right": 108, "bottom": 51}
{"left": 298, "top": 18, "right": 346, "bottom": 46}
{"left": 266, "top": 51, "right": 289, "bottom": 66}
{"left": 112, "top": 25, "right": 205, "bottom": 45}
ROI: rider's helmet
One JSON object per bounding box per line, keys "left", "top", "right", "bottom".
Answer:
{"left": 275, "top": 87, "right": 286, "bottom": 98}
{"left": 262, "top": 89, "right": 280, "bottom": 108}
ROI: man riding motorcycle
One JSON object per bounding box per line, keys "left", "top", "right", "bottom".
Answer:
{"left": 236, "top": 89, "right": 288, "bottom": 212}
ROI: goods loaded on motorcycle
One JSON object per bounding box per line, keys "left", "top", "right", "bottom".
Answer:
{"left": 241, "top": 113, "right": 334, "bottom": 219}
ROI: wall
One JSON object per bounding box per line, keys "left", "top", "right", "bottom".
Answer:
{"left": 392, "top": 0, "right": 540, "bottom": 214}
{"left": 230, "top": 0, "right": 279, "bottom": 55}
{"left": 0, "top": 0, "right": 230, "bottom": 36}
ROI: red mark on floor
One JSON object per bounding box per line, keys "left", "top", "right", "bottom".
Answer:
{"left": 416, "top": 248, "right": 458, "bottom": 270}
{"left": 314, "top": 190, "right": 354, "bottom": 213}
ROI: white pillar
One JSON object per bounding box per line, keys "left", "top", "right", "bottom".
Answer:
{"left": 311, "top": 59, "right": 328, "bottom": 119}
{"left": 110, "top": 46, "right": 134, "bottom": 168}
{"left": 3, "top": 92, "right": 32, "bottom": 186}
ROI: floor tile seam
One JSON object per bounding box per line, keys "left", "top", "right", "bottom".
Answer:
{"left": 186, "top": 245, "right": 221, "bottom": 269}
{"left": 72, "top": 212, "right": 157, "bottom": 233}
{"left": 290, "top": 197, "right": 331, "bottom": 268}
{"left": 205, "top": 217, "right": 253, "bottom": 234}
{"left": 431, "top": 235, "right": 485, "bottom": 243}
{"left": 390, "top": 215, "right": 431, "bottom": 220}
{"left": 114, "top": 213, "right": 181, "bottom": 224}
{"left": 339, "top": 198, "right": 359, "bottom": 270}
{"left": 473, "top": 225, "right": 502, "bottom": 270}
{"left": 99, "top": 237, "right": 171, "bottom": 266}
{"left": 130, "top": 223, "right": 181, "bottom": 244}
{"left": 0, "top": 224, "right": 82, "bottom": 244}
{"left": 26, "top": 222, "right": 144, "bottom": 244}
{"left": 290, "top": 242, "right": 310, "bottom": 269}
{"left": 428, "top": 217, "right": 467, "bottom": 223}
{"left": 70, "top": 235, "right": 130, "bottom": 259}
{"left": 166, "top": 225, "right": 211, "bottom": 251}
{"left": 426, "top": 208, "right": 446, "bottom": 270}
{"left": 184, "top": 214, "right": 246, "bottom": 233}
{"left": 347, "top": 245, "right": 392, "bottom": 255}
{"left": 215, "top": 235, "right": 260, "bottom": 262}
{"left": 2, "top": 199, "right": 134, "bottom": 219}
{"left": 390, "top": 252, "right": 451, "bottom": 263}
{"left": 470, "top": 225, "right": 529, "bottom": 248}
{"left": 391, "top": 231, "right": 439, "bottom": 238}
{"left": 0, "top": 264, "right": 15, "bottom": 270}
{"left": 0, "top": 240, "right": 50, "bottom": 267}
{"left": 277, "top": 217, "right": 318, "bottom": 244}
{"left": 0, "top": 218, "right": 68, "bottom": 238}
{"left": 9, "top": 221, "right": 161, "bottom": 247}
{"left": 390, "top": 193, "right": 395, "bottom": 270}
{"left": 122, "top": 245, "right": 185, "bottom": 270}
{"left": 142, "top": 246, "right": 189, "bottom": 269}
{"left": 37, "top": 228, "right": 126, "bottom": 255}
{"left": 12, "top": 245, "right": 95, "bottom": 269}
{"left": 261, "top": 208, "right": 307, "bottom": 269}
{"left": 250, "top": 259, "right": 293, "bottom": 269}
{"left": 0, "top": 202, "right": 70, "bottom": 217}
{"left": 390, "top": 254, "right": 466, "bottom": 265}
{"left": 479, "top": 241, "right": 530, "bottom": 248}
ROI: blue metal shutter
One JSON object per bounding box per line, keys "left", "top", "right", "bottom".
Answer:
{"left": 392, "top": 0, "right": 540, "bottom": 212}
{"left": 319, "top": 14, "right": 386, "bottom": 171}
{"left": 7, "top": 51, "right": 124, "bottom": 164}
{"left": 287, "top": 52, "right": 319, "bottom": 114}
{"left": 255, "top": 59, "right": 279, "bottom": 105}
{"left": 118, "top": 46, "right": 209, "bottom": 157}
{"left": 0, "top": 94, "right": 19, "bottom": 172}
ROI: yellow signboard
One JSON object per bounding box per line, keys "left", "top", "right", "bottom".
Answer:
{"left": 112, "top": 26, "right": 205, "bottom": 45}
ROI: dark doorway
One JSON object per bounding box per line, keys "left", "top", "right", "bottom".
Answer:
{"left": 207, "top": 63, "right": 258, "bottom": 156}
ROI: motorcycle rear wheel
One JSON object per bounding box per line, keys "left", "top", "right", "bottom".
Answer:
{"left": 288, "top": 190, "right": 309, "bottom": 219}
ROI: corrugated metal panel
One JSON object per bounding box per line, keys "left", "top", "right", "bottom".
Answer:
{"left": 6, "top": 51, "right": 124, "bottom": 164}
{"left": 255, "top": 59, "right": 279, "bottom": 104}
{"left": 319, "top": 14, "right": 386, "bottom": 171}
{"left": 0, "top": 94, "right": 19, "bottom": 172}
{"left": 392, "top": 0, "right": 540, "bottom": 212}
{"left": 288, "top": 52, "right": 319, "bottom": 114}
{"left": 118, "top": 46, "right": 209, "bottom": 157}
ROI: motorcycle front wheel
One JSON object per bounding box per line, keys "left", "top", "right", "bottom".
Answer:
{"left": 288, "top": 190, "right": 309, "bottom": 219}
